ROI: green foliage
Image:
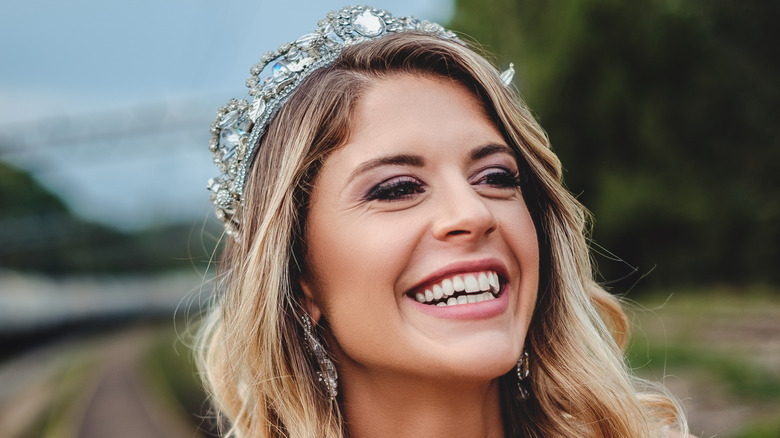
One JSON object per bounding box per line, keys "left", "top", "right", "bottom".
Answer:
{"left": 733, "top": 418, "right": 780, "bottom": 438}
{"left": 0, "top": 160, "right": 219, "bottom": 274}
{"left": 0, "top": 161, "right": 68, "bottom": 218}
{"left": 628, "top": 340, "right": 780, "bottom": 401}
{"left": 450, "top": 0, "right": 779, "bottom": 288}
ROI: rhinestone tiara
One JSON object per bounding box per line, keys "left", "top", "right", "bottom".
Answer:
{"left": 206, "top": 5, "right": 461, "bottom": 236}
{"left": 206, "top": 6, "right": 518, "bottom": 238}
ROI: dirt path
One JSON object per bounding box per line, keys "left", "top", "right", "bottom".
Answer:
{"left": 74, "top": 326, "right": 197, "bottom": 438}
{"left": 0, "top": 337, "right": 84, "bottom": 438}
{"left": 0, "top": 325, "right": 201, "bottom": 438}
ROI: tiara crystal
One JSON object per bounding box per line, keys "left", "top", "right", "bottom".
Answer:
{"left": 207, "top": 5, "right": 460, "bottom": 236}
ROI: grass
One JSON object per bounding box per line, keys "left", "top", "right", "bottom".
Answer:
{"left": 628, "top": 339, "right": 780, "bottom": 402}
{"left": 732, "top": 417, "right": 780, "bottom": 438}
{"left": 142, "top": 323, "right": 215, "bottom": 436}
{"left": 20, "top": 340, "right": 102, "bottom": 438}
{"left": 626, "top": 285, "right": 780, "bottom": 437}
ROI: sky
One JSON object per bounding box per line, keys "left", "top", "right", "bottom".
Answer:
{"left": 0, "top": 0, "right": 453, "bottom": 229}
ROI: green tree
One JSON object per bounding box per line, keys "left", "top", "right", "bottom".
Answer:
{"left": 0, "top": 160, "right": 214, "bottom": 273}
{"left": 451, "top": 0, "right": 779, "bottom": 288}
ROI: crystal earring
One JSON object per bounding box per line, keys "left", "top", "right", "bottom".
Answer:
{"left": 516, "top": 349, "right": 530, "bottom": 400}
{"left": 301, "top": 313, "right": 338, "bottom": 401}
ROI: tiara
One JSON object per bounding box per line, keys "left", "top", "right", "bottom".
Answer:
{"left": 206, "top": 5, "right": 460, "bottom": 236}
{"left": 207, "top": 5, "right": 517, "bottom": 238}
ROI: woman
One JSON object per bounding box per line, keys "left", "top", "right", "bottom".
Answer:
{"left": 199, "top": 5, "right": 688, "bottom": 437}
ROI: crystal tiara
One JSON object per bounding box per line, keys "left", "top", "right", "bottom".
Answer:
{"left": 207, "top": 5, "right": 512, "bottom": 237}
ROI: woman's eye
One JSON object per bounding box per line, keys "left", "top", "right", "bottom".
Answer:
{"left": 365, "top": 177, "right": 425, "bottom": 201}
{"left": 475, "top": 168, "right": 522, "bottom": 189}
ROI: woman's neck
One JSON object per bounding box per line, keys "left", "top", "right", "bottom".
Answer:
{"left": 338, "top": 368, "right": 505, "bottom": 438}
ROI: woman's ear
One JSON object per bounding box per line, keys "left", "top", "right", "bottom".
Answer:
{"left": 298, "top": 274, "right": 323, "bottom": 324}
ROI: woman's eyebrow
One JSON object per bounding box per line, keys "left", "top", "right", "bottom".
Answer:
{"left": 347, "top": 154, "right": 424, "bottom": 183}
{"left": 470, "top": 143, "right": 515, "bottom": 161}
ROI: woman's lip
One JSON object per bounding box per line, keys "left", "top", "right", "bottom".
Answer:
{"left": 406, "top": 258, "right": 508, "bottom": 295}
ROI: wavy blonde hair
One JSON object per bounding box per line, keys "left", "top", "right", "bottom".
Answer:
{"left": 197, "top": 33, "right": 687, "bottom": 437}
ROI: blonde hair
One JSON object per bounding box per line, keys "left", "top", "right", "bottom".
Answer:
{"left": 197, "top": 33, "right": 687, "bottom": 437}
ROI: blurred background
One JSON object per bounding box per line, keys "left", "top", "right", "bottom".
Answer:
{"left": 0, "top": 0, "right": 777, "bottom": 437}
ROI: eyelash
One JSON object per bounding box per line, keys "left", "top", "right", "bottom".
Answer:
{"left": 365, "top": 168, "right": 523, "bottom": 202}
{"left": 476, "top": 168, "right": 523, "bottom": 188}
{"left": 365, "top": 177, "right": 424, "bottom": 201}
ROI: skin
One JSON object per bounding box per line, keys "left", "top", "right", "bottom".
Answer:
{"left": 299, "top": 75, "right": 539, "bottom": 437}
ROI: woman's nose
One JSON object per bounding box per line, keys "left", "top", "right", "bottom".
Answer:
{"left": 431, "top": 180, "right": 498, "bottom": 242}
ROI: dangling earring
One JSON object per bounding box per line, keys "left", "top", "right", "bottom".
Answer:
{"left": 516, "top": 349, "right": 530, "bottom": 400}
{"left": 301, "top": 313, "right": 338, "bottom": 401}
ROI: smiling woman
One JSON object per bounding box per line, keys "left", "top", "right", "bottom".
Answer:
{"left": 299, "top": 76, "right": 540, "bottom": 434}
{"left": 196, "top": 5, "right": 689, "bottom": 438}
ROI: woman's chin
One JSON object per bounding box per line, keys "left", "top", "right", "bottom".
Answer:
{"left": 396, "top": 335, "right": 523, "bottom": 384}
{"left": 446, "top": 344, "right": 520, "bottom": 379}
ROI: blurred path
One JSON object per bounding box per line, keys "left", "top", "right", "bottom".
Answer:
{"left": 74, "top": 326, "right": 198, "bottom": 438}
{"left": 0, "top": 325, "right": 201, "bottom": 438}
{"left": 0, "top": 335, "right": 84, "bottom": 438}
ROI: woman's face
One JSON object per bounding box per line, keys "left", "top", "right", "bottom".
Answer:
{"left": 300, "top": 74, "right": 539, "bottom": 384}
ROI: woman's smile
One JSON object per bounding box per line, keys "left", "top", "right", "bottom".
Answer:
{"left": 411, "top": 270, "right": 502, "bottom": 306}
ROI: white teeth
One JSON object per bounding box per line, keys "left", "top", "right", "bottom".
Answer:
{"left": 433, "top": 284, "right": 443, "bottom": 300}
{"left": 453, "top": 276, "right": 465, "bottom": 292}
{"left": 413, "top": 270, "right": 502, "bottom": 306}
{"left": 488, "top": 272, "right": 499, "bottom": 291}
{"left": 464, "top": 274, "right": 479, "bottom": 292}
{"left": 478, "top": 273, "right": 490, "bottom": 291}
{"left": 441, "top": 279, "right": 454, "bottom": 297}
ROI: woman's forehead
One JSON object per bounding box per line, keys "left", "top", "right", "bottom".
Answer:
{"left": 349, "top": 75, "right": 494, "bottom": 140}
